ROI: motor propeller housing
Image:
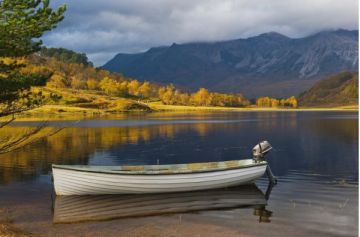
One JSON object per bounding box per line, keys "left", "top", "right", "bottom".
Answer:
{"left": 252, "top": 141, "right": 272, "bottom": 159}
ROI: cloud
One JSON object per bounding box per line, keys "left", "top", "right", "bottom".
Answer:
{"left": 43, "top": 0, "right": 359, "bottom": 66}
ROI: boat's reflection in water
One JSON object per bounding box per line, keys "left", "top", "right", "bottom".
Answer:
{"left": 53, "top": 183, "right": 273, "bottom": 224}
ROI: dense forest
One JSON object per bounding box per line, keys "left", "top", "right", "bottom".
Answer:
{"left": 39, "top": 47, "right": 93, "bottom": 67}
{"left": 18, "top": 48, "right": 299, "bottom": 109}
{"left": 256, "top": 96, "right": 298, "bottom": 108}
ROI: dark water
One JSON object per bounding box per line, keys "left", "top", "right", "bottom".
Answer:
{"left": 0, "top": 111, "right": 357, "bottom": 236}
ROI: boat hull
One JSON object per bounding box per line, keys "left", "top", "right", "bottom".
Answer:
{"left": 52, "top": 163, "right": 267, "bottom": 195}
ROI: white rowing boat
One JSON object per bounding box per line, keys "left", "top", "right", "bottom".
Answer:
{"left": 52, "top": 141, "right": 274, "bottom": 196}
{"left": 53, "top": 184, "right": 269, "bottom": 223}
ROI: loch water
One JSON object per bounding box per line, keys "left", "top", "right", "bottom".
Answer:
{"left": 0, "top": 111, "right": 357, "bottom": 236}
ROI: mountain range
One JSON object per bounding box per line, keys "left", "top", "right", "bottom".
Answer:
{"left": 102, "top": 29, "right": 358, "bottom": 98}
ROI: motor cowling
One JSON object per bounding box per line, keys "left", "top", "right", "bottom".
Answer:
{"left": 252, "top": 141, "right": 272, "bottom": 159}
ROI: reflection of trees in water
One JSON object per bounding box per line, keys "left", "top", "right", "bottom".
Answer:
{"left": 0, "top": 113, "right": 357, "bottom": 183}
{"left": 303, "top": 118, "right": 358, "bottom": 143}
{"left": 254, "top": 112, "right": 298, "bottom": 131}
{"left": 0, "top": 123, "right": 226, "bottom": 183}
{"left": 0, "top": 127, "right": 91, "bottom": 184}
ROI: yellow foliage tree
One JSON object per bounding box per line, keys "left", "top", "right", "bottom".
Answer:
{"left": 99, "top": 77, "right": 119, "bottom": 95}
{"left": 178, "top": 93, "right": 190, "bottom": 105}
{"left": 70, "top": 77, "right": 86, "bottom": 89}
{"left": 257, "top": 96, "right": 298, "bottom": 108}
{"left": 256, "top": 97, "right": 271, "bottom": 107}
{"left": 47, "top": 73, "right": 68, "bottom": 88}
{"left": 191, "top": 88, "right": 211, "bottom": 106}
{"left": 118, "top": 81, "right": 129, "bottom": 97}
{"left": 159, "top": 85, "right": 175, "bottom": 104}
{"left": 270, "top": 98, "right": 279, "bottom": 107}
{"left": 287, "top": 96, "right": 298, "bottom": 108}
{"left": 127, "top": 80, "right": 141, "bottom": 96}
{"left": 138, "top": 81, "right": 152, "bottom": 98}
{"left": 86, "top": 79, "right": 99, "bottom": 90}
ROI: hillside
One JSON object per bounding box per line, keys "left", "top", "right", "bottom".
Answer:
{"left": 14, "top": 48, "right": 355, "bottom": 112}
{"left": 18, "top": 51, "right": 254, "bottom": 111}
{"left": 103, "top": 29, "right": 358, "bottom": 98}
{"left": 299, "top": 71, "right": 358, "bottom": 107}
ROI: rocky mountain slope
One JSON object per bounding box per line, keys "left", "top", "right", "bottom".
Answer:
{"left": 103, "top": 29, "right": 358, "bottom": 98}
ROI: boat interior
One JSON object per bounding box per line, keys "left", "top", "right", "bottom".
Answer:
{"left": 52, "top": 159, "right": 267, "bottom": 174}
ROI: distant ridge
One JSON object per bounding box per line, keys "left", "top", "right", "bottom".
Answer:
{"left": 103, "top": 29, "right": 358, "bottom": 98}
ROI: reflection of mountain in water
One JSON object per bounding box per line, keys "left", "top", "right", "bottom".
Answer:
{"left": 53, "top": 184, "right": 272, "bottom": 224}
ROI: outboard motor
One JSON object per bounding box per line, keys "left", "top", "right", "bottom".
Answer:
{"left": 252, "top": 140, "right": 277, "bottom": 185}
{"left": 252, "top": 140, "right": 272, "bottom": 159}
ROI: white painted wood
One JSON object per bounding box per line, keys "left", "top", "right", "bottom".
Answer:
{"left": 52, "top": 159, "right": 267, "bottom": 195}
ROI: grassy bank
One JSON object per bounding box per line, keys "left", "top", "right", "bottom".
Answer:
{"left": 26, "top": 87, "right": 152, "bottom": 113}
{"left": 5, "top": 103, "right": 355, "bottom": 122}
{"left": 148, "top": 102, "right": 358, "bottom": 112}
{"left": 21, "top": 102, "right": 358, "bottom": 117}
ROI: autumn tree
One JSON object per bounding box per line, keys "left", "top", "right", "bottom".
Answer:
{"left": 70, "top": 77, "right": 86, "bottom": 89}
{"left": 99, "top": 77, "right": 118, "bottom": 95}
{"left": 257, "top": 96, "right": 298, "bottom": 108}
{"left": 191, "top": 88, "right": 211, "bottom": 106}
{"left": 285, "top": 96, "right": 298, "bottom": 108}
{"left": 138, "top": 81, "right": 152, "bottom": 98}
{"left": 256, "top": 97, "right": 270, "bottom": 107}
{"left": 158, "top": 85, "right": 176, "bottom": 105}
{"left": 117, "top": 81, "right": 129, "bottom": 97}
{"left": 127, "top": 80, "right": 141, "bottom": 96}
{"left": 99, "top": 77, "right": 129, "bottom": 97}
{"left": 178, "top": 93, "right": 190, "bottom": 105}
{"left": 46, "top": 73, "right": 67, "bottom": 88}
{"left": 86, "top": 79, "right": 99, "bottom": 90}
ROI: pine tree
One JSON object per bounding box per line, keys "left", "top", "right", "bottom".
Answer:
{"left": 0, "top": 0, "right": 66, "bottom": 111}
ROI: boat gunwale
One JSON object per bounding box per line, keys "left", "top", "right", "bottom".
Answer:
{"left": 52, "top": 159, "right": 267, "bottom": 175}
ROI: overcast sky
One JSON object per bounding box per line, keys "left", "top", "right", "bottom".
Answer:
{"left": 43, "top": 0, "right": 359, "bottom": 66}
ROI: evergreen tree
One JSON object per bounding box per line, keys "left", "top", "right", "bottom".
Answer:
{"left": 0, "top": 0, "right": 66, "bottom": 111}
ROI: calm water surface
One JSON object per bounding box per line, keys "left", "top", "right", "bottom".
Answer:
{"left": 0, "top": 111, "right": 357, "bottom": 236}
